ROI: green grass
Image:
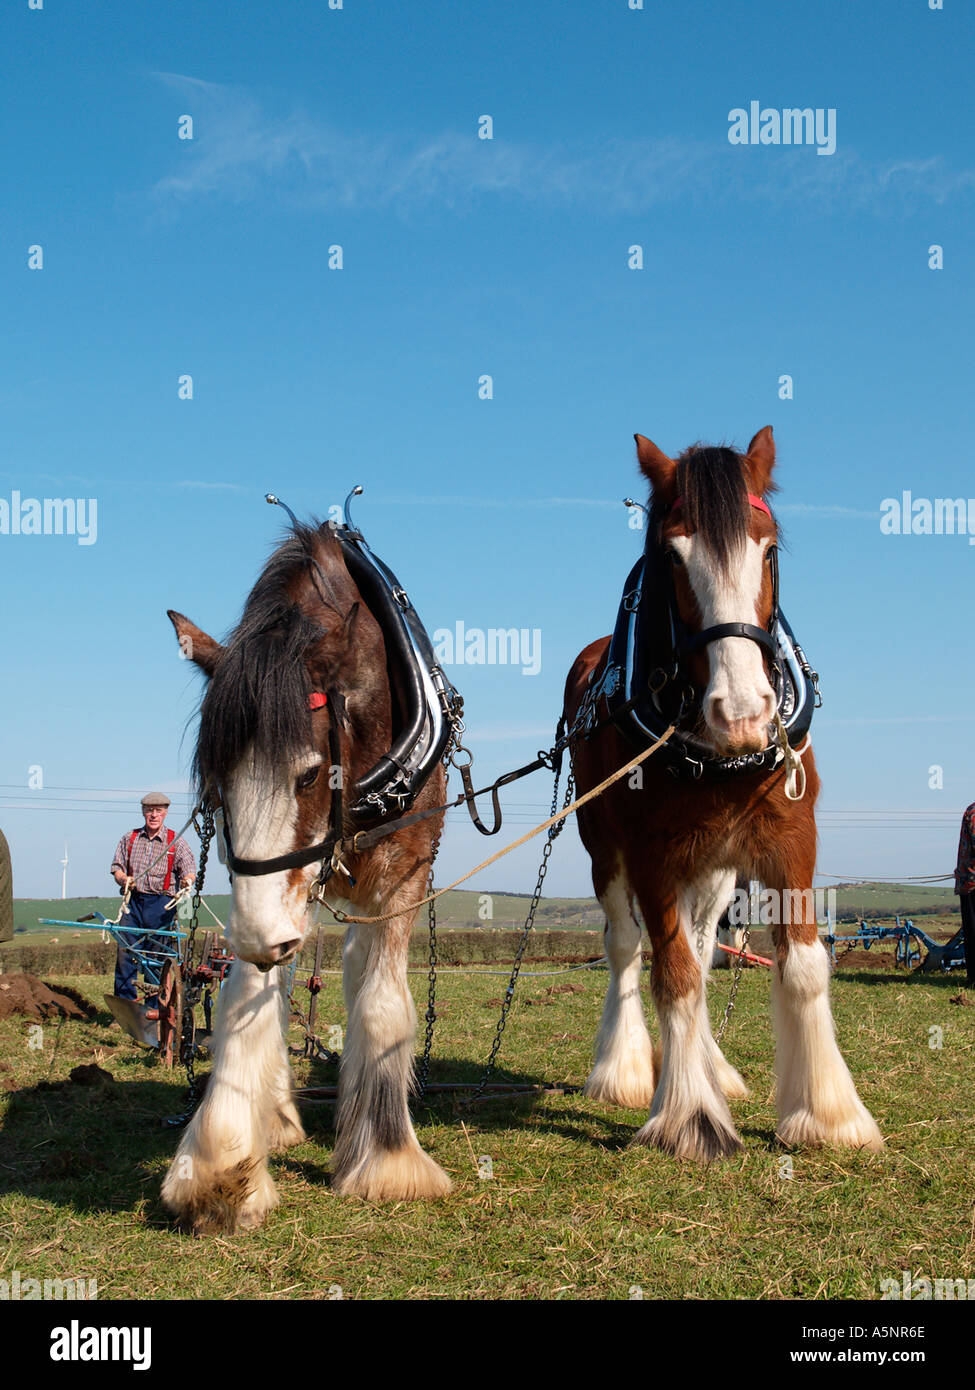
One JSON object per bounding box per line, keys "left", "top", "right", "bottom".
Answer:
{"left": 1, "top": 961, "right": 972, "bottom": 1300}
{"left": 10, "top": 881, "right": 963, "bottom": 940}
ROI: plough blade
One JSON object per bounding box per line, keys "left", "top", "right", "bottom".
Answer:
{"left": 103, "top": 994, "right": 159, "bottom": 1048}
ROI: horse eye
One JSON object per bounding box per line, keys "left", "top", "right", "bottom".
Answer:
{"left": 667, "top": 548, "right": 684, "bottom": 567}
{"left": 296, "top": 766, "right": 320, "bottom": 793}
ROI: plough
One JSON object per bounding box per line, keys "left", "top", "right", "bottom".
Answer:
{"left": 37, "top": 905, "right": 232, "bottom": 1063}
{"left": 824, "top": 913, "right": 967, "bottom": 973}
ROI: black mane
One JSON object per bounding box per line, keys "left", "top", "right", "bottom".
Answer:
{"left": 650, "top": 445, "right": 750, "bottom": 570}
{"left": 194, "top": 523, "right": 338, "bottom": 793}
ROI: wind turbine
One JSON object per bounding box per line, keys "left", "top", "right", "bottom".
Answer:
{"left": 60, "top": 842, "right": 68, "bottom": 900}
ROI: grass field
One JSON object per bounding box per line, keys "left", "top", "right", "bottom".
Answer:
{"left": 1, "top": 954, "right": 972, "bottom": 1300}
{"left": 8, "top": 880, "right": 964, "bottom": 942}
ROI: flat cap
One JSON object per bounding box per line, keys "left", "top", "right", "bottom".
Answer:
{"left": 141, "top": 792, "right": 171, "bottom": 808}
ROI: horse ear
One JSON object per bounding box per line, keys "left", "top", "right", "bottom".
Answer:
{"left": 634, "top": 434, "right": 677, "bottom": 502}
{"left": 167, "top": 610, "right": 224, "bottom": 677}
{"left": 745, "top": 426, "right": 776, "bottom": 495}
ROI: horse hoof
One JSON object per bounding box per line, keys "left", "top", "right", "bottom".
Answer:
{"left": 267, "top": 1104, "right": 306, "bottom": 1152}
{"left": 332, "top": 1145, "right": 453, "bottom": 1202}
{"left": 633, "top": 1108, "right": 742, "bottom": 1161}
{"left": 583, "top": 1056, "right": 656, "bottom": 1110}
{"left": 712, "top": 1051, "right": 750, "bottom": 1101}
{"left": 777, "top": 1106, "right": 884, "bottom": 1152}
{"left": 162, "top": 1156, "right": 279, "bottom": 1234}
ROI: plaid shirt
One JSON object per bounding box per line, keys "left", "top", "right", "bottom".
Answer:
{"left": 111, "top": 825, "right": 196, "bottom": 894}
{"left": 955, "top": 802, "right": 975, "bottom": 895}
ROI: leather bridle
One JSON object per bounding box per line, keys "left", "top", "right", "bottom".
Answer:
{"left": 659, "top": 492, "right": 782, "bottom": 698}
{"left": 217, "top": 687, "right": 348, "bottom": 884}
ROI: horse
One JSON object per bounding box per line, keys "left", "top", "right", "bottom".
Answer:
{"left": 161, "top": 519, "right": 453, "bottom": 1233}
{"left": 563, "top": 427, "right": 883, "bottom": 1160}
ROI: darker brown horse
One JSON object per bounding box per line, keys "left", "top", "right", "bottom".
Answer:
{"left": 564, "top": 428, "right": 883, "bottom": 1159}
{"left": 163, "top": 519, "right": 452, "bottom": 1233}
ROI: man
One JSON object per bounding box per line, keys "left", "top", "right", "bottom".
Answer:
{"left": 110, "top": 794, "right": 196, "bottom": 1017}
{"left": 955, "top": 799, "right": 975, "bottom": 987}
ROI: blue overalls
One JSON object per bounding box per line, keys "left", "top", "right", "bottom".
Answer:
{"left": 114, "top": 890, "right": 178, "bottom": 1005}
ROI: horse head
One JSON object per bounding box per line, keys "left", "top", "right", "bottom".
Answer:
{"left": 636, "top": 426, "right": 780, "bottom": 757}
{"left": 168, "top": 522, "right": 388, "bottom": 968}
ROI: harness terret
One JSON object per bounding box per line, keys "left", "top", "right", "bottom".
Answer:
{"left": 598, "top": 492, "right": 821, "bottom": 779}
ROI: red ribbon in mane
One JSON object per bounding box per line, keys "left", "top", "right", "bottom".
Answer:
{"left": 672, "top": 493, "right": 772, "bottom": 519}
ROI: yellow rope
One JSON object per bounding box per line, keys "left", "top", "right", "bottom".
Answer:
{"left": 322, "top": 723, "right": 677, "bottom": 925}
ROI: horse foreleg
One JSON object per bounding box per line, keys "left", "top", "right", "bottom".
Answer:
{"left": 332, "top": 901, "right": 452, "bottom": 1201}
{"left": 584, "top": 867, "right": 657, "bottom": 1108}
{"left": 266, "top": 970, "right": 306, "bottom": 1152}
{"left": 768, "top": 879, "right": 883, "bottom": 1151}
{"left": 634, "top": 886, "right": 742, "bottom": 1159}
{"left": 341, "top": 921, "right": 369, "bottom": 1014}
{"left": 685, "top": 869, "right": 749, "bottom": 1102}
{"left": 161, "top": 960, "right": 289, "bottom": 1233}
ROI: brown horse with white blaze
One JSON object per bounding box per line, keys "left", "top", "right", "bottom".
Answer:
{"left": 161, "top": 521, "right": 452, "bottom": 1233}
{"left": 564, "top": 428, "right": 883, "bottom": 1160}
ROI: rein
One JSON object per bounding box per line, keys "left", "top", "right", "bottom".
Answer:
{"left": 210, "top": 686, "right": 646, "bottom": 893}
{"left": 325, "top": 721, "right": 680, "bottom": 926}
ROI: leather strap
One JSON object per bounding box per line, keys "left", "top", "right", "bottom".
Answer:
{"left": 681, "top": 621, "right": 778, "bottom": 659}
{"left": 222, "top": 688, "right": 344, "bottom": 877}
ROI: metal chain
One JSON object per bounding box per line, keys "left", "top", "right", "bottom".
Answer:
{"left": 411, "top": 688, "right": 467, "bottom": 1099}
{"left": 466, "top": 755, "right": 576, "bottom": 1101}
{"left": 163, "top": 803, "right": 214, "bottom": 1128}
{"left": 714, "top": 919, "right": 751, "bottom": 1045}
{"left": 286, "top": 990, "right": 342, "bottom": 1066}
{"left": 414, "top": 854, "right": 440, "bottom": 1098}
{"left": 414, "top": 717, "right": 457, "bottom": 1098}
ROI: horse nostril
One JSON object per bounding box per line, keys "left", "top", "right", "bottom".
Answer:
{"left": 270, "top": 938, "right": 302, "bottom": 963}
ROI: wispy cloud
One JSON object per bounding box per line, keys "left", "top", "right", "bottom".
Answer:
{"left": 145, "top": 74, "right": 975, "bottom": 218}
{"left": 776, "top": 502, "right": 878, "bottom": 520}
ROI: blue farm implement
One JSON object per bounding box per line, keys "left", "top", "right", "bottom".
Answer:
{"left": 824, "top": 914, "right": 966, "bottom": 974}
{"left": 37, "top": 906, "right": 232, "bottom": 1063}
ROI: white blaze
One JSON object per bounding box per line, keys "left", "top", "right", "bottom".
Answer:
{"left": 672, "top": 532, "right": 775, "bottom": 744}
{"left": 222, "top": 749, "right": 320, "bottom": 962}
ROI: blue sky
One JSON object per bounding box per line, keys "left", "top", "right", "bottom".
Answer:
{"left": 2, "top": 0, "right": 973, "bottom": 900}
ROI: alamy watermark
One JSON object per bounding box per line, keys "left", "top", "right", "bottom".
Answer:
{"left": 433, "top": 622, "right": 541, "bottom": 676}
{"left": 727, "top": 885, "right": 835, "bottom": 926}
{"left": 0, "top": 492, "right": 97, "bottom": 545}
{"left": 728, "top": 102, "right": 836, "bottom": 156}
{"left": 1, "top": 1269, "right": 97, "bottom": 1300}
{"left": 880, "top": 491, "right": 975, "bottom": 545}
{"left": 50, "top": 1320, "right": 150, "bottom": 1371}
{"left": 881, "top": 1269, "right": 975, "bottom": 1300}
